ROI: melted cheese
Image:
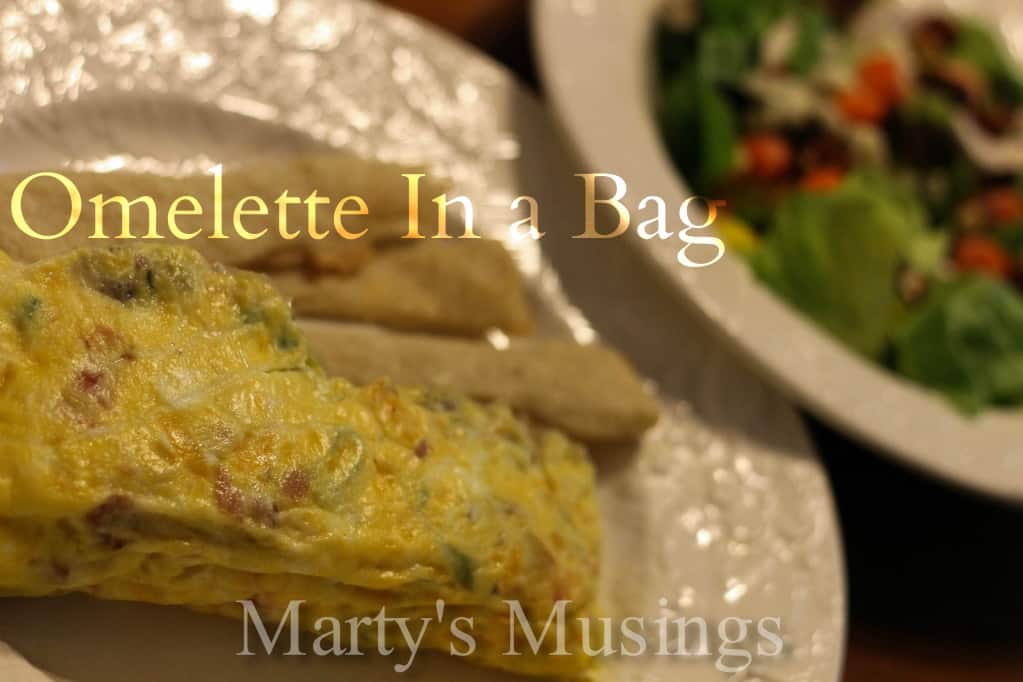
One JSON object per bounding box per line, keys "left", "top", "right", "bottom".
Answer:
{"left": 0, "top": 245, "right": 600, "bottom": 677}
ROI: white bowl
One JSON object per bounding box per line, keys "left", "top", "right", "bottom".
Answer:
{"left": 534, "top": 0, "right": 1023, "bottom": 503}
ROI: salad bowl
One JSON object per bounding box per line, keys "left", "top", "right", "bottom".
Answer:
{"left": 535, "top": 0, "right": 1023, "bottom": 503}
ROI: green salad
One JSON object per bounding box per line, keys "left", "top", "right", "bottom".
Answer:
{"left": 657, "top": 0, "right": 1023, "bottom": 413}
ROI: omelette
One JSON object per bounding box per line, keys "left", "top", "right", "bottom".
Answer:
{"left": 0, "top": 245, "right": 600, "bottom": 677}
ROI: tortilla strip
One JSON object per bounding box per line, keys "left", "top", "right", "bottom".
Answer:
{"left": 277, "top": 239, "right": 535, "bottom": 336}
{"left": 300, "top": 319, "right": 659, "bottom": 441}
{"left": 0, "top": 154, "right": 441, "bottom": 275}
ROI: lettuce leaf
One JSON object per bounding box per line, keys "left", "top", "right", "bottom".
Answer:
{"left": 893, "top": 276, "right": 1023, "bottom": 413}
{"left": 660, "top": 67, "right": 738, "bottom": 192}
{"left": 952, "top": 19, "right": 1023, "bottom": 106}
{"left": 750, "top": 173, "right": 929, "bottom": 359}
{"left": 787, "top": 6, "right": 829, "bottom": 75}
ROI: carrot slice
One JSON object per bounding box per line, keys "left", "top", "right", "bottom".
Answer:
{"left": 982, "top": 188, "right": 1023, "bottom": 226}
{"left": 954, "top": 236, "right": 1015, "bottom": 279}
{"left": 858, "top": 54, "right": 905, "bottom": 104}
{"left": 800, "top": 166, "right": 846, "bottom": 192}
{"left": 743, "top": 133, "right": 793, "bottom": 180}
{"left": 836, "top": 84, "right": 889, "bottom": 123}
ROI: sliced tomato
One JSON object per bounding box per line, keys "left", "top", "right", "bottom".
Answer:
{"left": 954, "top": 236, "right": 1015, "bottom": 279}
{"left": 743, "top": 133, "right": 793, "bottom": 181}
{"left": 800, "top": 166, "right": 846, "bottom": 192}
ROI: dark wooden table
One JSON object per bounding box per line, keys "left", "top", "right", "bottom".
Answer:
{"left": 380, "top": 3, "right": 1023, "bottom": 681}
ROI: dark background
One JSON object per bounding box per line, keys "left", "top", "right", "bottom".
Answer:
{"left": 380, "top": 2, "right": 1023, "bottom": 680}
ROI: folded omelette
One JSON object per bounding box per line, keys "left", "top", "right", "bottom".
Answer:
{"left": 0, "top": 245, "right": 600, "bottom": 677}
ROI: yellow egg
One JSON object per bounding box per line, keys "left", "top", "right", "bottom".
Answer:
{"left": 0, "top": 245, "right": 600, "bottom": 677}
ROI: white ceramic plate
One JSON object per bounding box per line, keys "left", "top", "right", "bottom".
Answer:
{"left": 534, "top": 0, "right": 1023, "bottom": 503}
{"left": 0, "top": 1, "right": 844, "bottom": 681}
